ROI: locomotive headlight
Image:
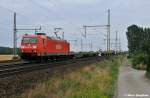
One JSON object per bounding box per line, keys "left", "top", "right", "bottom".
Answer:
{"left": 21, "top": 46, "right": 25, "bottom": 48}
{"left": 32, "top": 46, "right": 37, "bottom": 49}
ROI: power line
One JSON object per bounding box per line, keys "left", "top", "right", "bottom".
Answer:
{"left": 83, "top": 25, "right": 107, "bottom": 38}
{"left": 29, "top": 0, "right": 78, "bottom": 27}
{"left": 0, "top": 5, "right": 32, "bottom": 28}
{"left": 82, "top": 9, "right": 111, "bottom": 52}
{"left": 0, "top": 5, "right": 31, "bottom": 20}
{"left": 13, "top": 12, "right": 42, "bottom": 57}
{"left": 29, "top": 0, "right": 66, "bottom": 20}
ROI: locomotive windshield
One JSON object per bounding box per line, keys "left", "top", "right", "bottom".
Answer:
{"left": 22, "top": 37, "right": 38, "bottom": 43}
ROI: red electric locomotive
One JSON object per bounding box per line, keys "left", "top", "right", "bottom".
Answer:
{"left": 20, "top": 33, "right": 70, "bottom": 61}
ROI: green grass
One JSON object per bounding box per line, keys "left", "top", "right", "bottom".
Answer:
{"left": 21, "top": 56, "right": 124, "bottom": 98}
{"left": 0, "top": 55, "right": 13, "bottom": 61}
{"left": 130, "top": 53, "right": 148, "bottom": 70}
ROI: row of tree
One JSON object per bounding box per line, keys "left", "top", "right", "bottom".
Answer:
{"left": 0, "top": 47, "right": 13, "bottom": 54}
{"left": 126, "top": 25, "right": 150, "bottom": 76}
{"left": 0, "top": 47, "right": 20, "bottom": 55}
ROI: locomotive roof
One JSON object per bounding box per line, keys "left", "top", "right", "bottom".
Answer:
{"left": 23, "top": 34, "right": 68, "bottom": 42}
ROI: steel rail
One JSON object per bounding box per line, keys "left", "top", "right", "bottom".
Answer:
{"left": 0, "top": 56, "right": 105, "bottom": 78}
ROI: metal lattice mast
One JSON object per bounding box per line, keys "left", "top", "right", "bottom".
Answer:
{"left": 107, "top": 9, "right": 111, "bottom": 51}
{"left": 13, "top": 12, "right": 17, "bottom": 57}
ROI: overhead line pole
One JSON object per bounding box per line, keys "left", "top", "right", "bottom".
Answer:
{"left": 90, "top": 40, "right": 93, "bottom": 51}
{"left": 83, "top": 26, "right": 87, "bottom": 38}
{"left": 83, "top": 9, "right": 111, "bottom": 52}
{"left": 107, "top": 9, "right": 110, "bottom": 52}
{"left": 13, "top": 13, "right": 41, "bottom": 58}
{"left": 115, "top": 31, "right": 118, "bottom": 53}
{"left": 13, "top": 12, "right": 17, "bottom": 57}
{"left": 81, "top": 38, "right": 83, "bottom": 51}
{"left": 119, "top": 39, "right": 121, "bottom": 52}
{"left": 83, "top": 24, "right": 109, "bottom": 52}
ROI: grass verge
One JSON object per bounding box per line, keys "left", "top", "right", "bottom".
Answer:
{"left": 20, "top": 56, "right": 124, "bottom": 98}
{"left": 0, "top": 55, "right": 13, "bottom": 61}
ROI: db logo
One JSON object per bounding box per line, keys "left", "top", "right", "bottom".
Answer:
{"left": 56, "top": 44, "right": 62, "bottom": 50}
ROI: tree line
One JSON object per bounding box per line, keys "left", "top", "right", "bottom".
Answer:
{"left": 0, "top": 47, "right": 20, "bottom": 55}
{"left": 126, "top": 25, "right": 150, "bottom": 76}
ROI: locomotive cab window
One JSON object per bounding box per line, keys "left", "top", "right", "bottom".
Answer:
{"left": 22, "top": 37, "right": 38, "bottom": 43}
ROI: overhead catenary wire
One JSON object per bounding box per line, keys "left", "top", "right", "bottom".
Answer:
{"left": 0, "top": 0, "right": 110, "bottom": 51}
{"left": 29, "top": 0, "right": 75, "bottom": 26}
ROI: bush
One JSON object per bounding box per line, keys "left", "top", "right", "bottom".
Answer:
{"left": 131, "top": 53, "right": 148, "bottom": 70}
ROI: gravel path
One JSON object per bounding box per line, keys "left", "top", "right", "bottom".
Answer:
{"left": 117, "top": 62, "right": 150, "bottom": 98}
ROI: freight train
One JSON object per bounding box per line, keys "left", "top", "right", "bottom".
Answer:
{"left": 20, "top": 33, "right": 98, "bottom": 62}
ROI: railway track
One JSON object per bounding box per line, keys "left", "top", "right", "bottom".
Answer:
{"left": 0, "top": 55, "right": 112, "bottom": 97}
{"left": 0, "top": 56, "right": 105, "bottom": 78}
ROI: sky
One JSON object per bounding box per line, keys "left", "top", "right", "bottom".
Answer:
{"left": 0, "top": 0, "right": 150, "bottom": 52}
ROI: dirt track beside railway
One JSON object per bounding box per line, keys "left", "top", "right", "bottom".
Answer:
{"left": 117, "top": 60, "right": 150, "bottom": 98}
